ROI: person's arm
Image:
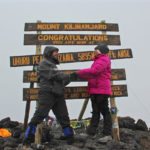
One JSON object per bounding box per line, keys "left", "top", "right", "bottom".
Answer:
{"left": 77, "top": 58, "right": 107, "bottom": 79}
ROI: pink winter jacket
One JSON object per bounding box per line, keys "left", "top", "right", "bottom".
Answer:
{"left": 77, "top": 54, "right": 112, "bottom": 95}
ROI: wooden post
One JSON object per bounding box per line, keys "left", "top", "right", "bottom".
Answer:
{"left": 23, "top": 20, "right": 42, "bottom": 129}
{"left": 110, "top": 96, "right": 120, "bottom": 141}
{"left": 34, "top": 20, "right": 43, "bottom": 145}
{"left": 78, "top": 98, "right": 89, "bottom": 121}
{"left": 23, "top": 81, "right": 33, "bottom": 129}
{"left": 102, "top": 20, "right": 120, "bottom": 141}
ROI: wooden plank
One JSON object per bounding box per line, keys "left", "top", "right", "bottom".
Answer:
{"left": 23, "top": 69, "right": 126, "bottom": 83}
{"left": 24, "top": 34, "right": 120, "bottom": 45}
{"left": 10, "top": 49, "right": 133, "bottom": 67}
{"left": 24, "top": 23, "right": 119, "bottom": 31}
{"left": 23, "top": 85, "right": 128, "bottom": 101}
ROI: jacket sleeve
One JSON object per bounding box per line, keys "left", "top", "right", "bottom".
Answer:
{"left": 77, "top": 58, "right": 108, "bottom": 79}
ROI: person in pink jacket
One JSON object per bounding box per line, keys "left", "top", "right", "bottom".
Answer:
{"left": 71, "top": 43, "right": 112, "bottom": 137}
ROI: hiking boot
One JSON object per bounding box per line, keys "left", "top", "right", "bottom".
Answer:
{"left": 23, "top": 124, "right": 36, "bottom": 145}
{"left": 62, "top": 126, "right": 74, "bottom": 145}
{"left": 86, "top": 125, "right": 97, "bottom": 136}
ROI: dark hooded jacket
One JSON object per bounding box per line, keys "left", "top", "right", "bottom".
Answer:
{"left": 37, "top": 46, "right": 70, "bottom": 95}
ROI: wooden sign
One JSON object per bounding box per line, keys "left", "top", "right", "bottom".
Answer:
{"left": 24, "top": 23, "right": 119, "bottom": 31}
{"left": 10, "top": 49, "right": 133, "bottom": 67}
{"left": 23, "top": 69, "right": 126, "bottom": 83}
{"left": 24, "top": 34, "right": 120, "bottom": 45}
{"left": 23, "top": 84, "right": 128, "bottom": 101}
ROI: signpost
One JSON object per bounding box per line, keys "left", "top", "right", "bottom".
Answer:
{"left": 10, "top": 21, "right": 133, "bottom": 143}
{"left": 23, "top": 69, "right": 126, "bottom": 83}
{"left": 24, "top": 34, "right": 120, "bottom": 45}
{"left": 25, "top": 22, "right": 119, "bottom": 31}
{"left": 10, "top": 49, "right": 133, "bottom": 67}
{"left": 23, "top": 85, "right": 128, "bottom": 101}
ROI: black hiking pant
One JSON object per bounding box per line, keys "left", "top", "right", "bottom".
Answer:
{"left": 29, "top": 90, "right": 70, "bottom": 128}
{"left": 90, "top": 94, "right": 112, "bottom": 135}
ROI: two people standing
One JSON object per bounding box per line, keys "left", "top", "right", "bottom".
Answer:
{"left": 24, "top": 43, "right": 112, "bottom": 145}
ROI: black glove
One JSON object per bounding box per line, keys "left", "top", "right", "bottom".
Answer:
{"left": 70, "top": 72, "right": 78, "bottom": 81}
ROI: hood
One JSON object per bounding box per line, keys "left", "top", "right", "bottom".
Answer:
{"left": 43, "top": 46, "right": 59, "bottom": 58}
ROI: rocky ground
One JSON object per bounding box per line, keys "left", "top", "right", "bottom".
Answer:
{"left": 0, "top": 116, "right": 150, "bottom": 150}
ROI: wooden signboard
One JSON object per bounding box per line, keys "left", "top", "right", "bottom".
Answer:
{"left": 24, "top": 23, "right": 119, "bottom": 31}
{"left": 23, "top": 84, "right": 128, "bottom": 101}
{"left": 23, "top": 69, "right": 126, "bottom": 83}
{"left": 10, "top": 49, "right": 133, "bottom": 67}
{"left": 24, "top": 34, "right": 120, "bottom": 45}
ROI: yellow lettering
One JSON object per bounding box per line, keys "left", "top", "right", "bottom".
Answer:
{"left": 108, "top": 51, "right": 116, "bottom": 59}
{"left": 111, "top": 75, "right": 118, "bottom": 80}
{"left": 112, "top": 86, "right": 120, "bottom": 91}
{"left": 63, "top": 23, "right": 108, "bottom": 30}
{"left": 37, "top": 23, "right": 60, "bottom": 30}
{"left": 32, "top": 56, "right": 41, "bottom": 64}
{"left": 12, "top": 57, "right": 30, "bottom": 66}
{"left": 118, "top": 50, "right": 130, "bottom": 58}
{"left": 58, "top": 53, "right": 74, "bottom": 63}
{"left": 113, "top": 91, "right": 122, "bottom": 96}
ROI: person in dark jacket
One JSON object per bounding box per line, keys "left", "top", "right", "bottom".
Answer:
{"left": 23, "top": 46, "right": 74, "bottom": 145}
{"left": 71, "top": 43, "right": 112, "bottom": 139}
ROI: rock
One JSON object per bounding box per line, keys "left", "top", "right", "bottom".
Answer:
{"left": 4, "top": 147, "right": 16, "bottom": 150}
{"left": 30, "top": 143, "right": 45, "bottom": 149}
{"left": 139, "top": 136, "right": 150, "bottom": 150}
{"left": 0, "top": 137, "right": 5, "bottom": 145}
{"left": 97, "top": 135, "right": 112, "bottom": 144}
{"left": 107, "top": 140, "right": 141, "bottom": 150}
{"left": 135, "top": 119, "right": 148, "bottom": 131}
{"left": 74, "top": 133, "right": 88, "bottom": 142}
{"left": 120, "top": 128, "right": 135, "bottom": 143}
{"left": 0, "top": 117, "right": 11, "bottom": 128}
{"left": 17, "top": 144, "right": 34, "bottom": 150}
{"left": 51, "top": 145, "right": 82, "bottom": 150}
{"left": 0, "top": 116, "right": 150, "bottom": 150}
{"left": 0, "top": 117, "right": 11, "bottom": 123}
{"left": 0, "top": 117, "right": 19, "bottom": 128}
{"left": 3, "top": 137, "right": 18, "bottom": 148}
{"left": 84, "top": 139, "right": 101, "bottom": 150}
{"left": 118, "top": 116, "right": 135, "bottom": 129}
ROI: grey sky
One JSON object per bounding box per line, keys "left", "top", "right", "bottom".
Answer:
{"left": 0, "top": 0, "right": 150, "bottom": 127}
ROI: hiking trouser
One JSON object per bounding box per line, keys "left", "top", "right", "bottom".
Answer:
{"left": 90, "top": 94, "right": 112, "bottom": 135}
{"left": 29, "top": 91, "right": 70, "bottom": 128}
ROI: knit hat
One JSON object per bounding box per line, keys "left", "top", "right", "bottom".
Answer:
{"left": 94, "top": 43, "right": 109, "bottom": 54}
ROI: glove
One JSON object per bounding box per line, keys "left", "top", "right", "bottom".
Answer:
{"left": 70, "top": 72, "right": 78, "bottom": 81}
